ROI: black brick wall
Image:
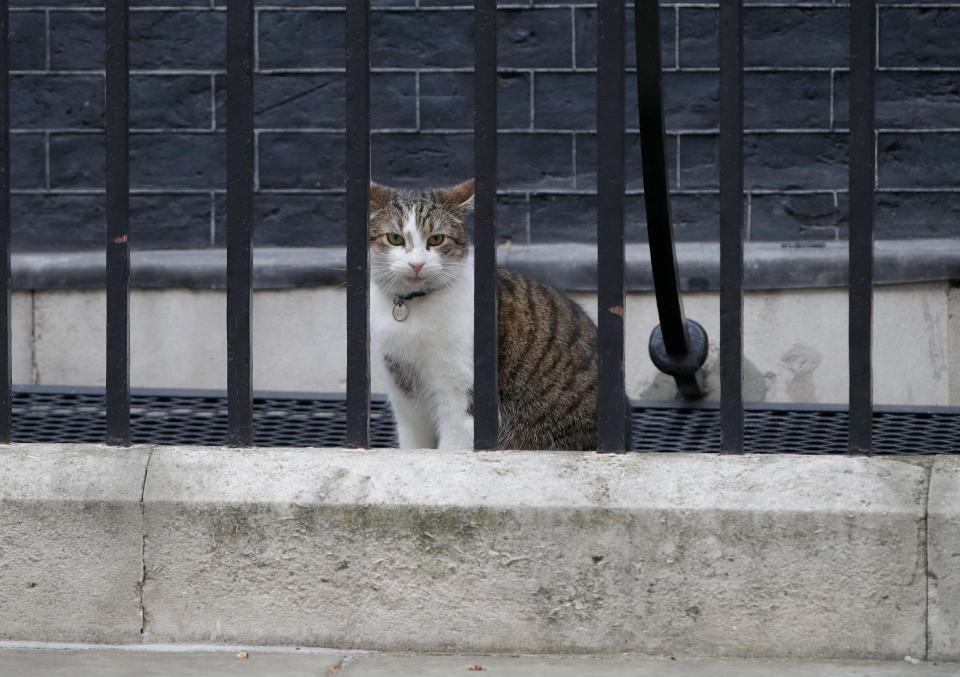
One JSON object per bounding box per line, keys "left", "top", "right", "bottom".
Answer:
{"left": 8, "top": 2, "right": 960, "bottom": 251}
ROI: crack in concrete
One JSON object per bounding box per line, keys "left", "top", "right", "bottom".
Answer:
{"left": 334, "top": 652, "right": 368, "bottom": 674}
{"left": 923, "top": 461, "right": 933, "bottom": 661}
{"left": 138, "top": 448, "right": 155, "bottom": 639}
{"left": 29, "top": 291, "right": 38, "bottom": 384}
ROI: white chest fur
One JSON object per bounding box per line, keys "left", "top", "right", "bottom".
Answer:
{"left": 370, "top": 255, "right": 475, "bottom": 449}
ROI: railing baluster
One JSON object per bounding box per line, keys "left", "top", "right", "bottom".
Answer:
{"left": 597, "top": 0, "right": 627, "bottom": 452}
{"left": 635, "top": 0, "right": 708, "bottom": 400}
{"left": 346, "top": 0, "right": 371, "bottom": 448}
{"left": 105, "top": 0, "right": 130, "bottom": 446}
{"left": 473, "top": 0, "right": 498, "bottom": 450}
{"left": 849, "top": 0, "right": 875, "bottom": 452}
{"left": 226, "top": 0, "right": 254, "bottom": 446}
{"left": 0, "top": 0, "right": 8, "bottom": 443}
{"left": 719, "top": 0, "right": 744, "bottom": 452}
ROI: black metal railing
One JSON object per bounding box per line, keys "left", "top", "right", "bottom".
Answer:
{"left": 105, "top": 1, "right": 130, "bottom": 446}
{"left": 719, "top": 0, "right": 745, "bottom": 452}
{"left": 596, "top": 0, "right": 627, "bottom": 451}
{"left": 848, "top": 0, "right": 876, "bottom": 453}
{"left": 345, "top": 0, "right": 371, "bottom": 448}
{"left": 473, "top": 0, "right": 499, "bottom": 451}
{"left": 635, "top": 2, "right": 708, "bottom": 402}
{"left": 0, "top": 0, "right": 886, "bottom": 455}
{"left": 0, "top": 0, "right": 9, "bottom": 444}
{"left": 226, "top": 0, "right": 256, "bottom": 447}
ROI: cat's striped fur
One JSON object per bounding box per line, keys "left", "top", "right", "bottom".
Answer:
{"left": 369, "top": 179, "right": 598, "bottom": 450}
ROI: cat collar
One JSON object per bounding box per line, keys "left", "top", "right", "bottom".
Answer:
{"left": 392, "top": 290, "right": 429, "bottom": 322}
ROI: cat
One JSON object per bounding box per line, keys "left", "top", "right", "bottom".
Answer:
{"left": 369, "top": 179, "right": 598, "bottom": 451}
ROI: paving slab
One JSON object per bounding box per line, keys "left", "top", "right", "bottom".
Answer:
{"left": 0, "top": 648, "right": 957, "bottom": 677}
{"left": 343, "top": 654, "right": 960, "bottom": 676}
{"left": 0, "top": 648, "right": 344, "bottom": 677}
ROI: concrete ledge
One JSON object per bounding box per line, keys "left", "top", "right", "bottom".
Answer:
{"left": 10, "top": 239, "right": 960, "bottom": 291}
{"left": 928, "top": 456, "right": 960, "bottom": 661}
{"left": 0, "top": 445, "right": 150, "bottom": 643}
{"left": 0, "top": 445, "right": 940, "bottom": 659}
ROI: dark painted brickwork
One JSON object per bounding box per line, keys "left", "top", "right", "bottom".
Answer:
{"left": 8, "top": 2, "right": 960, "bottom": 251}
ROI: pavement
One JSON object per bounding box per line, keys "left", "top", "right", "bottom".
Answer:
{"left": 0, "top": 646, "right": 958, "bottom": 677}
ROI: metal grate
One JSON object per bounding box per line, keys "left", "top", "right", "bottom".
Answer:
{"left": 9, "top": 387, "right": 960, "bottom": 454}
{"left": 632, "top": 403, "right": 960, "bottom": 454}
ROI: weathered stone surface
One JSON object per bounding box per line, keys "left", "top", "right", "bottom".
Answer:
{"left": 49, "top": 133, "right": 226, "bottom": 191}
{"left": 420, "top": 73, "right": 530, "bottom": 131}
{"left": 574, "top": 7, "right": 673, "bottom": 70}
{"left": 130, "top": 11, "right": 226, "bottom": 70}
{"left": 0, "top": 445, "right": 149, "bottom": 643}
{"left": 10, "top": 11, "right": 45, "bottom": 71}
{"left": 879, "top": 133, "right": 960, "bottom": 190}
{"left": 12, "top": 75, "right": 104, "bottom": 130}
{"left": 131, "top": 75, "right": 212, "bottom": 130}
{"left": 259, "top": 11, "right": 345, "bottom": 70}
{"left": 834, "top": 72, "right": 960, "bottom": 131}
{"left": 679, "top": 8, "right": 850, "bottom": 69}
{"left": 11, "top": 134, "right": 45, "bottom": 191}
{"left": 13, "top": 3, "right": 960, "bottom": 251}
{"left": 12, "top": 195, "right": 105, "bottom": 252}
{"left": 258, "top": 133, "right": 345, "bottom": 190}
{"left": 750, "top": 193, "right": 844, "bottom": 242}
{"left": 372, "top": 10, "right": 473, "bottom": 69}
{"left": 141, "top": 448, "right": 928, "bottom": 659}
{"left": 928, "top": 456, "right": 960, "bottom": 661}
{"left": 879, "top": 8, "right": 960, "bottom": 68}
{"left": 575, "top": 133, "right": 657, "bottom": 193}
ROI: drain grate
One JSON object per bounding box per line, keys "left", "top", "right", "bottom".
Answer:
{"left": 9, "top": 387, "right": 960, "bottom": 453}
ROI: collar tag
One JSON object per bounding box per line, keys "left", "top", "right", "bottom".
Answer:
{"left": 392, "top": 290, "right": 428, "bottom": 322}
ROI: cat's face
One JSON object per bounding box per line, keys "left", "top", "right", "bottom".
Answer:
{"left": 368, "top": 180, "right": 474, "bottom": 295}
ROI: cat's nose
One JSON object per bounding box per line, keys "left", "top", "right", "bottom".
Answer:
{"left": 408, "top": 261, "right": 425, "bottom": 274}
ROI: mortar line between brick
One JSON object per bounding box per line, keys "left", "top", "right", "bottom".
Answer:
{"left": 138, "top": 448, "right": 155, "bottom": 639}
{"left": 209, "top": 191, "right": 217, "bottom": 246}
{"left": 524, "top": 192, "right": 531, "bottom": 243}
{"left": 414, "top": 71, "right": 421, "bottom": 131}
{"left": 209, "top": 74, "right": 217, "bottom": 131}
{"left": 44, "top": 10, "right": 51, "bottom": 72}
{"left": 828, "top": 69, "right": 835, "bottom": 131}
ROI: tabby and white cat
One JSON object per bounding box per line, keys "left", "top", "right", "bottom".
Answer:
{"left": 369, "top": 179, "right": 598, "bottom": 450}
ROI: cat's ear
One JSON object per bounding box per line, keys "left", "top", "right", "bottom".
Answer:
{"left": 438, "top": 179, "right": 475, "bottom": 215}
{"left": 369, "top": 182, "right": 393, "bottom": 209}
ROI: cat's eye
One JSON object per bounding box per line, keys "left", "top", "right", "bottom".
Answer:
{"left": 427, "top": 234, "right": 445, "bottom": 247}
{"left": 386, "top": 233, "right": 405, "bottom": 246}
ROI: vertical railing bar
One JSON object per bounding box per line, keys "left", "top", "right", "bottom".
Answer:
{"left": 719, "top": 0, "right": 744, "bottom": 452}
{"left": 473, "top": 0, "right": 498, "bottom": 450}
{"left": 105, "top": 0, "right": 130, "bottom": 446}
{"left": 635, "top": 0, "right": 708, "bottom": 401}
{"left": 635, "top": 0, "right": 687, "bottom": 354}
{"left": 596, "top": 0, "right": 627, "bottom": 452}
{"left": 849, "top": 0, "right": 875, "bottom": 453}
{"left": 0, "top": 0, "right": 9, "bottom": 444}
{"left": 345, "top": 0, "right": 371, "bottom": 448}
{"left": 226, "top": 0, "right": 254, "bottom": 446}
